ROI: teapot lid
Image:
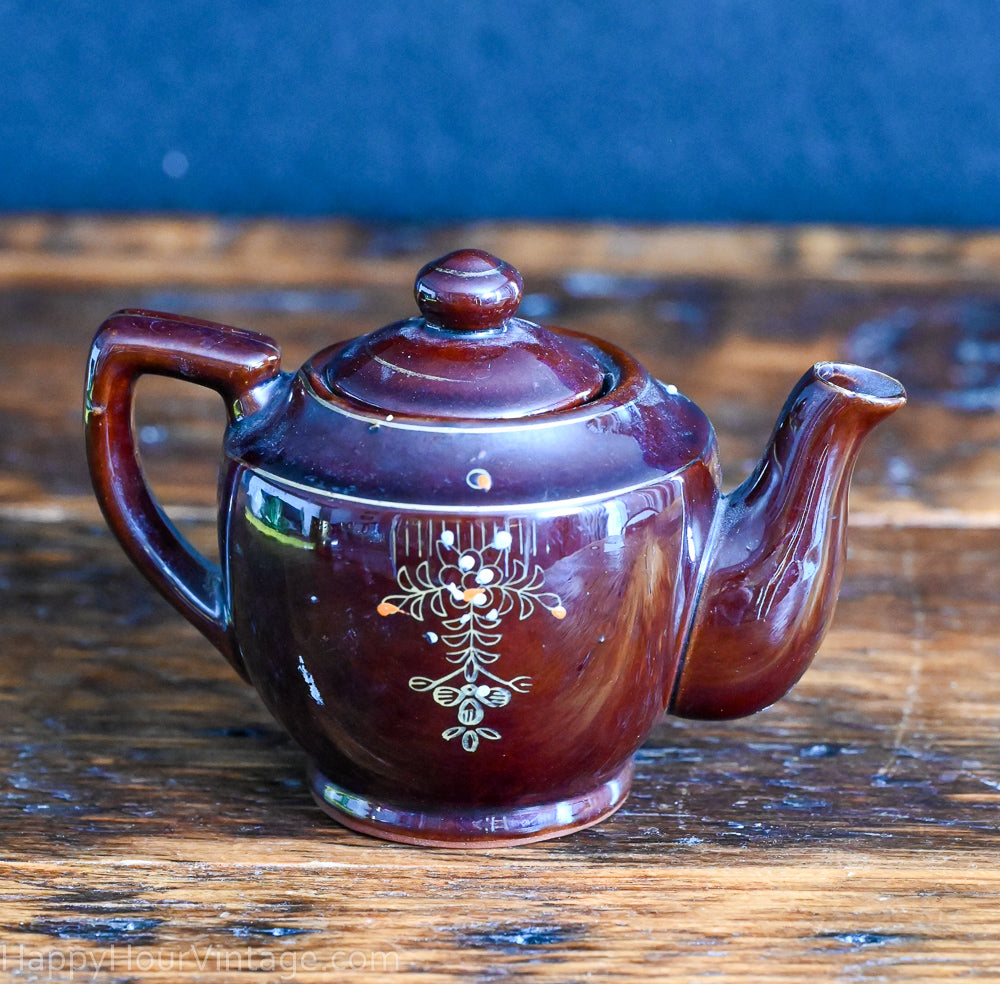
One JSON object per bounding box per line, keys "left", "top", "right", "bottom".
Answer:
{"left": 310, "top": 250, "right": 610, "bottom": 419}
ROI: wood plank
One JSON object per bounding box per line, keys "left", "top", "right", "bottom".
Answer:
{"left": 3, "top": 219, "right": 1000, "bottom": 981}
{"left": 2, "top": 517, "right": 1000, "bottom": 979}
{"left": 7, "top": 216, "right": 1000, "bottom": 286}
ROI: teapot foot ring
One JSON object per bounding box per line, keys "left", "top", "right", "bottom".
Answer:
{"left": 308, "top": 761, "right": 633, "bottom": 848}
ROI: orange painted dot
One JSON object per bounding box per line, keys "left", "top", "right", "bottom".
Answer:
{"left": 462, "top": 588, "right": 486, "bottom": 603}
{"left": 466, "top": 468, "right": 493, "bottom": 491}
{"left": 551, "top": 606, "right": 567, "bottom": 620}
{"left": 377, "top": 602, "right": 400, "bottom": 616}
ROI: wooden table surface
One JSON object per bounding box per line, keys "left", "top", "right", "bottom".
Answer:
{"left": 2, "top": 218, "right": 1000, "bottom": 981}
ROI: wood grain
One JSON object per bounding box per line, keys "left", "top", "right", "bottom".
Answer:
{"left": 2, "top": 218, "right": 1000, "bottom": 981}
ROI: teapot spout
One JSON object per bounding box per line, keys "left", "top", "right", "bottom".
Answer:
{"left": 670, "top": 363, "right": 905, "bottom": 720}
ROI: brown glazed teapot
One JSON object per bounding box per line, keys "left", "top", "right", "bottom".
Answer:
{"left": 85, "top": 249, "right": 905, "bottom": 846}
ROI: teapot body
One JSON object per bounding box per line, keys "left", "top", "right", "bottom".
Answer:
{"left": 221, "top": 370, "right": 720, "bottom": 844}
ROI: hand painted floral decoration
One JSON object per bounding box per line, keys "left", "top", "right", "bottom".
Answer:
{"left": 378, "top": 526, "right": 566, "bottom": 752}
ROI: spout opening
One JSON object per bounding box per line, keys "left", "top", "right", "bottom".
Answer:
{"left": 814, "top": 362, "right": 906, "bottom": 406}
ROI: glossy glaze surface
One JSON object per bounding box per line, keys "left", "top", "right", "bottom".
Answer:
{"left": 85, "top": 309, "right": 282, "bottom": 674}
{"left": 672, "top": 363, "right": 908, "bottom": 720}
{"left": 324, "top": 249, "right": 611, "bottom": 418}
{"left": 225, "top": 467, "right": 715, "bottom": 827}
{"left": 229, "top": 365, "right": 715, "bottom": 507}
{"left": 414, "top": 249, "right": 523, "bottom": 332}
{"left": 84, "top": 249, "right": 905, "bottom": 845}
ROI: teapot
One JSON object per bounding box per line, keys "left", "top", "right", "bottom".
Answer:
{"left": 85, "top": 249, "right": 905, "bottom": 846}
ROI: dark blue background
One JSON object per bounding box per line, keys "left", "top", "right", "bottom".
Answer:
{"left": 3, "top": 2, "right": 998, "bottom": 224}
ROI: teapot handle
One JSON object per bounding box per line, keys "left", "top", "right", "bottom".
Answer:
{"left": 85, "top": 310, "right": 282, "bottom": 675}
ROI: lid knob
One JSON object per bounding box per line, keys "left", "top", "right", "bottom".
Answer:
{"left": 415, "top": 249, "right": 523, "bottom": 332}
